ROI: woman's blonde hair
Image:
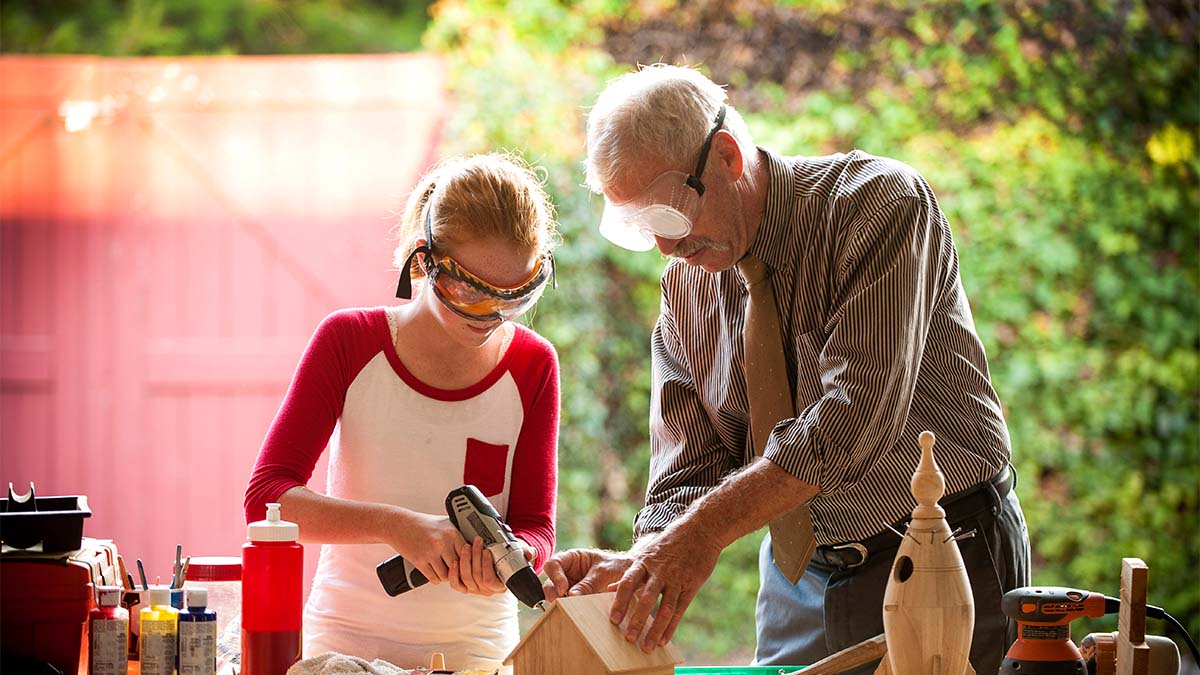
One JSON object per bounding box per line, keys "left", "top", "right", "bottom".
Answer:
{"left": 393, "top": 153, "right": 558, "bottom": 280}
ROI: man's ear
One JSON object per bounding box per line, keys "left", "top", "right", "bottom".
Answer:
{"left": 714, "top": 130, "right": 744, "bottom": 181}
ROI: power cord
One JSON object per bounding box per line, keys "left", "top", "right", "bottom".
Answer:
{"left": 1103, "top": 596, "right": 1200, "bottom": 664}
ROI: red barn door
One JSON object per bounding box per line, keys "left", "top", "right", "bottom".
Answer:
{"left": 0, "top": 55, "right": 448, "bottom": 593}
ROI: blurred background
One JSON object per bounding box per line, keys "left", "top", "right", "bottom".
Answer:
{"left": 1, "top": 0, "right": 1196, "bottom": 666}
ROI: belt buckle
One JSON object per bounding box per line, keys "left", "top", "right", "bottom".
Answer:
{"left": 831, "top": 542, "right": 868, "bottom": 569}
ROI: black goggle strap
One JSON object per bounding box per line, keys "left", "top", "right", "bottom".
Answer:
{"left": 394, "top": 244, "right": 430, "bottom": 299}
{"left": 394, "top": 195, "right": 438, "bottom": 300}
{"left": 685, "top": 105, "right": 727, "bottom": 197}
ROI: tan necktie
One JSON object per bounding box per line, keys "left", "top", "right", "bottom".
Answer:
{"left": 739, "top": 253, "right": 817, "bottom": 585}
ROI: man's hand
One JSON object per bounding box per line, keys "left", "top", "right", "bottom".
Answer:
{"left": 611, "top": 524, "right": 722, "bottom": 653}
{"left": 541, "top": 548, "right": 633, "bottom": 602}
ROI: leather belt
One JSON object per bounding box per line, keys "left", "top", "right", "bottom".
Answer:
{"left": 810, "top": 465, "right": 1014, "bottom": 571}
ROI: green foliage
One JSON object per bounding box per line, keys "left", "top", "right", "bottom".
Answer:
{"left": 910, "top": 118, "right": 1198, "bottom": 641}
{"left": 1, "top": 0, "right": 432, "bottom": 55}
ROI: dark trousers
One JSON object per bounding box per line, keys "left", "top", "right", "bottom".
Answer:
{"left": 755, "top": 474, "right": 1031, "bottom": 674}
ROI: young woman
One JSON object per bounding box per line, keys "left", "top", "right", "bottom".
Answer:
{"left": 244, "top": 153, "right": 560, "bottom": 669}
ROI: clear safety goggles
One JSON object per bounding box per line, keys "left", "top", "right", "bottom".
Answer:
{"left": 396, "top": 205, "right": 556, "bottom": 322}
{"left": 599, "top": 106, "right": 727, "bottom": 251}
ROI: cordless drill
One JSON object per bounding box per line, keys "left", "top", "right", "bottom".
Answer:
{"left": 1000, "top": 586, "right": 1119, "bottom": 674}
{"left": 375, "top": 485, "right": 548, "bottom": 611}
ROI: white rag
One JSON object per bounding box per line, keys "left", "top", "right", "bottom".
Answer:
{"left": 285, "top": 653, "right": 409, "bottom": 675}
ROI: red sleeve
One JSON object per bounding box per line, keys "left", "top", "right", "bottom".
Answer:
{"left": 243, "top": 309, "right": 381, "bottom": 523}
{"left": 504, "top": 326, "right": 560, "bottom": 573}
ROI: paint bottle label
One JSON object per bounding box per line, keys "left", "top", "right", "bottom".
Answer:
{"left": 140, "top": 618, "right": 178, "bottom": 675}
{"left": 88, "top": 616, "right": 129, "bottom": 674}
{"left": 179, "top": 619, "right": 217, "bottom": 675}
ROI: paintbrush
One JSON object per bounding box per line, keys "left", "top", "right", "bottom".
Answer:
{"left": 117, "top": 555, "right": 130, "bottom": 590}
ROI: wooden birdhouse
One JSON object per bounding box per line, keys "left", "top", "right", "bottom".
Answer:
{"left": 504, "top": 592, "right": 684, "bottom": 675}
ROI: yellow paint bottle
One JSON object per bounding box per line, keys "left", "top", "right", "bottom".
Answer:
{"left": 140, "top": 586, "right": 179, "bottom": 675}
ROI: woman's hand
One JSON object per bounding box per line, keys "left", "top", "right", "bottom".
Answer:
{"left": 449, "top": 538, "right": 537, "bottom": 597}
{"left": 386, "top": 510, "right": 466, "bottom": 585}
{"left": 448, "top": 536, "right": 508, "bottom": 596}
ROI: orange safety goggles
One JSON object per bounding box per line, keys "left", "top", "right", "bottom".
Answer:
{"left": 395, "top": 205, "right": 556, "bottom": 322}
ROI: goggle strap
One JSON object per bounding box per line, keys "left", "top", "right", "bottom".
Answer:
{"left": 423, "top": 198, "right": 436, "bottom": 249}
{"left": 688, "top": 105, "right": 727, "bottom": 196}
{"left": 395, "top": 245, "right": 429, "bottom": 299}
{"left": 397, "top": 194, "right": 438, "bottom": 300}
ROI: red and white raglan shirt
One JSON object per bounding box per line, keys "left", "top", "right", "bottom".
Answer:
{"left": 245, "top": 307, "right": 558, "bottom": 668}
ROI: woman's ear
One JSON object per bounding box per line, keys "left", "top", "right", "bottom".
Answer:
{"left": 714, "top": 130, "right": 744, "bottom": 181}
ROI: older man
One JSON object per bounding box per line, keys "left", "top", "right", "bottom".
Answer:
{"left": 543, "top": 64, "right": 1030, "bottom": 674}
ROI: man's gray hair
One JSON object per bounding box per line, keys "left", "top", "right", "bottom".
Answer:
{"left": 585, "top": 64, "right": 754, "bottom": 194}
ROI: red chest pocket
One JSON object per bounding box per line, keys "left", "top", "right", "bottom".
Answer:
{"left": 463, "top": 438, "right": 510, "bottom": 497}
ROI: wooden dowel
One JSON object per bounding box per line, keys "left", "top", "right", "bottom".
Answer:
{"left": 784, "top": 633, "right": 888, "bottom": 675}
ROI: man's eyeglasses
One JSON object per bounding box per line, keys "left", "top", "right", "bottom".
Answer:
{"left": 599, "top": 105, "right": 727, "bottom": 251}
{"left": 395, "top": 204, "right": 556, "bottom": 322}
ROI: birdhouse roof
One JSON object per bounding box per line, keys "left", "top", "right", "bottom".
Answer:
{"left": 504, "top": 592, "right": 684, "bottom": 673}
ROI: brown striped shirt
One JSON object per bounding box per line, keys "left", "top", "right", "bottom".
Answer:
{"left": 635, "top": 148, "right": 1011, "bottom": 545}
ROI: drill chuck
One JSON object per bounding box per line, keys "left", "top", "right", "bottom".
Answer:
{"left": 506, "top": 566, "right": 548, "bottom": 612}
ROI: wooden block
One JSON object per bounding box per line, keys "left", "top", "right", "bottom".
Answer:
{"left": 1082, "top": 632, "right": 1118, "bottom": 675}
{"left": 1117, "top": 638, "right": 1151, "bottom": 675}
{"left": 1120, "top": 558, "right": 1148, "bottom": 642}
{"left": 1116, "top": 558, "right": 1150, "bottom": 675}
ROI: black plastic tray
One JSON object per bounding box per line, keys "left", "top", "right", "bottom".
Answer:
{"left": 0, "top": 495, "right": 92, "bottom": 552}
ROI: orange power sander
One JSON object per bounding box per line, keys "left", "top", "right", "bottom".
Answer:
{"left": 999, "top": 586, "right": 1200, "bottom": 675}
{"left": 1000, "top": 587, "right": 1117, "bottom": 674}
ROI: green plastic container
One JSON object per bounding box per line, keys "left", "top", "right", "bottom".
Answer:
{"left": 676, "top": 662, "right": 806, "bottom": 667}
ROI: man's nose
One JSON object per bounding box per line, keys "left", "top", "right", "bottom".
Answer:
{"left": 654, "top": 235, "right": 679, "bottom": 256}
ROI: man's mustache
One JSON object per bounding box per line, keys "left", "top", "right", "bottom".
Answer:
{"left": 671, "top": 236, "right": 729, "bottom": 259}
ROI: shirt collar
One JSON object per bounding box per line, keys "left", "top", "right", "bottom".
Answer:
{"left": 744, "top": 147, "right": 796, "bottom": 273}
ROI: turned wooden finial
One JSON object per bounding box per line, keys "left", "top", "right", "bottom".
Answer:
{"left": 911, "top": 430, "right": 946, "bottom": 519}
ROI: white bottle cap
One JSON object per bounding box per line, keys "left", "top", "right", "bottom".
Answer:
{"left": 146, "top": 586, "right": 170, "bottom": 607}
{"left": 247, "top": 502, "right": 300, "bottom": 542}
{"left": 186, "top": 587, "right": 208, "bottom": 608}
{"left": 97, "top": 585, "right": 123, "bottom": 607}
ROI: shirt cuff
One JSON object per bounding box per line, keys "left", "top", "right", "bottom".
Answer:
{"left": 763, "top": 424, "right": 853, "bottom": 496}
{"left": 632, "top": 501, "right": 689, "bottom": 541}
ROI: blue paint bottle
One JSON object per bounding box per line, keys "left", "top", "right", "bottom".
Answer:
{"left": 178, "top": 587, "right": 217, "bottom": 675}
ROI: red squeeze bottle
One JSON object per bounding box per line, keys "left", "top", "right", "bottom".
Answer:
{"left": 242, "top": 502, "right": 303, "bottom": 675}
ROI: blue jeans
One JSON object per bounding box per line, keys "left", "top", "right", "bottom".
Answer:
{"left": 754, "top": 486, "right": 1029, "bottom": 674}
